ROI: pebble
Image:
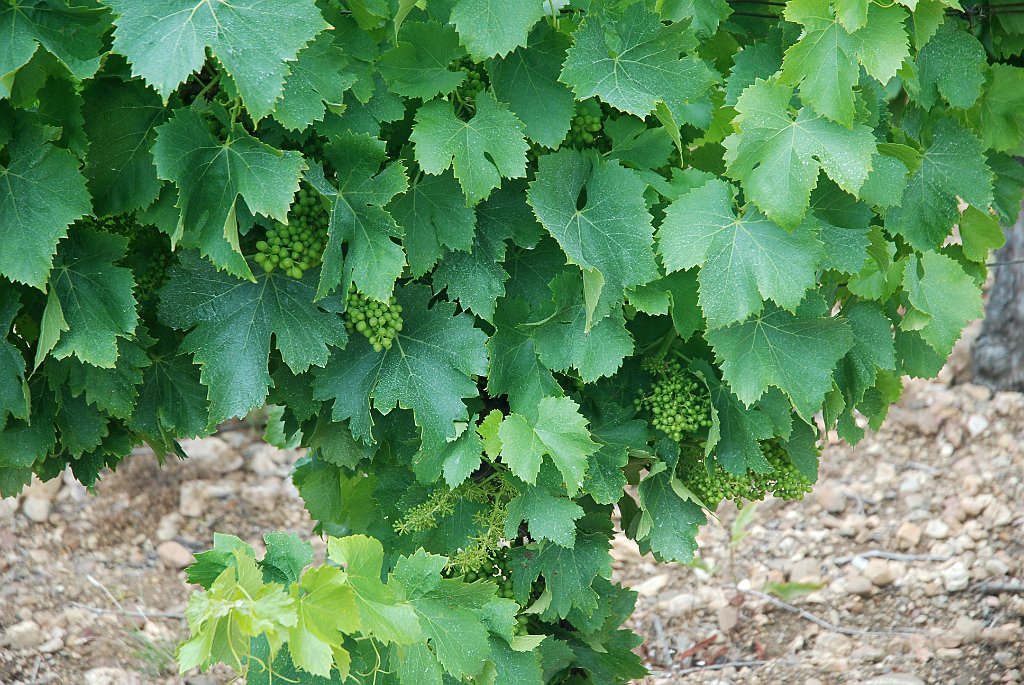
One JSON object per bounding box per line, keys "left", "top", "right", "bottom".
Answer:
{"left": 156, "top": 512, "right": 183, "bottom": 542}
{"left": 895, "top": 522, "right": 922, "bottom": 549}
{"left": 84, "top": 668, "right": 142, "bottom": 685}
{"left": 2, "top": 619, "right": 44, "bottom": 649}
{"left": 631, "top": 573, "right": 669, "bottom": 597}
{"left": 864, "top": 559, "right": 899, "bottom": 587}
{"left": 38, "top": 635, "right": 64, "bottom": 653}
{"left": 844, "top": 574, "right": 874, "bottom": 597}
{"left": 952, "top": 616, "right": 985, "bottom": 643}
{"left": 180, "top": 436, "right": 243, "bottom": 475}
{"left": 716, "top": 604, "right": 738, "bottom": 632}
{"left": 966, "top": 414, "right": 990, "bottom": 437}
{"left": 156, "top": 540, "right": 194, "bottom": 570}
{"left": 942, "top": 563, "right": 970, "bottom": 592}
{"left": 21, "top": 496, "right": 51, "bottom": 523}
{"left": 179, "top": 481, "right": 206, "bottom": 518}
{"left": 815, "top": 485, "right": 847, "bottom": 514}
{"left": 925, "top": 519, "right": 950, "bottom": 539}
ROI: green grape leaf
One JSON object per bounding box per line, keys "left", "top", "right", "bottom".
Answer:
{"left": 497, "top": 396, "right": 599, "bottom": 495}
{"left": 658, "top": 179, "right": 824, "bottom": 329}
{"left": 406, "top": 582, "right": 492, "bottom": 678}
{"left": 959, "top": 206, "right": 1006, "bottom": 263}
{"left": 0, "top": 1, "right": 107, "bottom": 82}
{"left": 489, "top": 23, "right": 576, "bottom": 148}
{"left": 391, "top": 170, "right": 476, "bottom": 278}
{"left": 968, "top": 64, "right": 1024, "bottom": 153}
{"left": 505, "top": 477, "right": 586, "bottom": 547}
{"left": 901, "top": 251, "right": 983, "bottom": 356}
{"left": 559, "top": 4, "right": 717, "bottom": 119}
{"left": 158, "top": 253, "right": 346, "bottom": 427}
{"left": 67, "top": 338, "right": 149, "bottom": 419}
{"left": 0, "top": 121, "right": 90, "bottom": 289}
{"left": 314, "top": 285, "right": 487, "bottom": 445}
{"left": 910, "top": 22, "right": 986, "bottom": 109}
{"left": 103, "top": 0, "right": 327, "bottom": 118}
{"left": 528, "top": 150, "right": 658, "bottom": 318}
{"left": 487, "top": 299, "right": 563, "bottom": 415}
{"left": 274, "top": 33, "right": 357, "bottom": 132}
{"left": 636, "top": 463, "right": 706, "bottom": 563}
{"left": 82, "top": 74, "right": 167, "bottom": 217}
{"left": 509, "top": 532, "right": 612, "bottom": 618}
{"left": 261, "top": 532, "right": 313, "bottom": 586}
{"left": 129, "top": 346, "right": 209, "bottom": 455}
{"left": 885, "top": 117, "right": 993, "bottom": 251}
{"left": 782, "top": 0, "right": 909, "bottom": 124}
{"left": 288, "top": 565, "right": 360, "bottom": 677}
{"left": 378, "top": 21, "right": 466, "bottom": 99}
{"left": 311, "top": 133, "right": 408, "bottom": 302}
{"left": 706, "top": 299, "right": 854, "bottom": 419}
{"left": 326, "top": 535, "right": 421, "bottom": 644}
{"left": 834, "top": 299, "right": 897, "bottom": 413}
{"left": 725, "top": 79, "right": 875, "bottom": 228}
{"left": 659, "top": 0, "right": 732, "bottom": 38}
{"left": 43, "top": 227, "right": 137, "bottom": 369}
{"left": 411, "top": 92, "right": 528, "bottom": 205}
{"left": 412, "top": 424, "right": 483, "bottom": 488}
{"left": 449, "top": 0, "right": 545, "bottom": 59}
{"left": 0, "top": 287, "right": 28, "bottom": 423}
{"left": 585, "top": 400, "right": 648, "bottom": 505}
{"left": 153, "top": 109, "right": 305, "bottom": 281}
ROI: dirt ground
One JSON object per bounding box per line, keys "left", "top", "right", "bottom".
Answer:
{"left": 1, "top": 372, "right": 1022, "bottom": 684}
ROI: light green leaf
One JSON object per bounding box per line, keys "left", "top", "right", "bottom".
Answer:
{"left": 968, "top": 64, "right": 1024, "bottom": 153}
{"left": 411, "top": 91, "right": 528, "bottom": 204}
{"left": 959, "top": 206, "right": 1006, "bottom": 263}
{"left": 659, "top": 179, "right": 824, "bottom": 328}
{"left": 901, "top": 251, "right": 984, "bottom": 356}
{"left": 0, "top": 1, "right": 107, "bottom": 82}
{"left": 274, "top": 33, "right": 357, "bottom": 131}
{"left": 449, "top": 0, "right": 545, "bottom": 59}
{"left": 505, "top": 478, "right": 585, "bottom": 547}
{"left": 287, "top": 565, "right": 360, "bottom": 677}
{"left": 910, "top": 22, "right": 986, "bottom": 109}
{"left": 104, "top": 0, "right": 327, "bottom": 118}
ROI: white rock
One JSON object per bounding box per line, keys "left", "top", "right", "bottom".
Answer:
{"left": 38, "top": 635, "right": 64, "bottom": 653}
{"left": 815, "top": 485, "right": 847, "bottom": 514}
{"left": 84, "top": 668, "right": 142, "bottom": 685}
{"left": 156, "top": 512, "right": 183, "bottom": 542}
{"left": 942, "top": 563, "right": 970, "bottom": 592}
{"left": 179, "top": 482, "right": 206, "bottom": 518}
{"left": 180, "top": 436, "right": 243, "bottom": 475}
{"left": 157, "top": 540, "right": 194, "bottom": 570}
{"left": 895, "top": 522, "right": 922, "bottom": 549}
{"left": 24, "top": 474, "right": 62, "bottom": 499}
{"left": 951, "top": 616, "right": 985, "bottom": 643}
{"left": 966, "top": 414, "right": 989, "bottom": 437}
{"left": 631, "top": 573, "right": 670, "bottom": 597}
{"left": 925, "top": 519, "right": 950, "bottom": 539}
{"left": 2, "top": 620, "right": 44, "bottom": 649}
{"left": 21, "top": 496, "right": 51, "bottom": 522}
{"left": 716, "top": 604, "right": 738, "bottom": 632}
{"left": 899, "top": 476, "right": 921, "bottom": 494}
{"left": 248, "top": 444, "right": 286, "bottom": 477}
{"left": 864, "top": 559, "right": 899, "bottom": 587}
{"left": 843, "top": 574, "right": 874, "bottom": 597}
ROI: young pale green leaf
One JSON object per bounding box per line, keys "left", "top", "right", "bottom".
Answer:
{"left": 45, "top": 227, "right": 137, "bottom": 369}
{"left": 103, "top": 0, "right": 327, "bottom": 118}
{"left": 0, "top": 121, "right": 91, "bottom": 290}
{"left": 314, "top": 133, "right": 408, "bottom": 302}
{"left": 313, "top": 285, "right": 487, "bottom": 445}
{"left": 391, "top": 170, "right": 476, "bottom": 278}
{"left": 287, "top": 565, "right": 360, "bottom": 677}
{"left": 559, "top": 4, "right": 716, "bottom": 119}
{"left": 658, "top": 179, "right": 824, "bottom": 329}
{"left": 274, "top": 33, "right": 357, "bottom": 132}
{"left": 158, "top": 253, "right": 346, "bottom": 427}
{"left": 725, "top": 79, "right": 876, "bottom": 228}
{"left": 378, "top": 21, "right": 467, "bottom": 100}
{"left": 449, "top": 0, "right": 545, "bottom": 59}
{"left": 885, "top": 117, "right": 993, "bottom": 251}
{"left": 528, "top": 150, "right": 658, "bottom": 318}
{"left": 488, "top": 23, "right": 576, "bottom": 148}
{"left": 82, "top": 74, "right": 167, "bottom": 216}
{"left": 959, "top": 206, "right": 1006, "bottom": 262}
{"left": 497, "top": 396, "right": 599, "bottom": 494}
{"left": 706, "top": 300, "right": 854, "bottom": 420}
{"left": 411, "top": 92, "right": 528, "bottom": 204}
{"left": 967, "top": 64, "right": 1024, "bottom": 153}
{"left": 909, "top": 22, "right": 987, "bottom": 109}
{"left": 901, "top": 251, "right": 984, "bottom": 356}
{"left": 153, "top": 109, "right": 305, "bottom": 281}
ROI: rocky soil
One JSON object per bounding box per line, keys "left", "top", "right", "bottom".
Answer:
{"left": 2, "top": 374, "right": 1022, "bottom": 683}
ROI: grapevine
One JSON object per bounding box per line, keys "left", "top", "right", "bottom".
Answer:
{"left": 0, "top": 1, "right": 1018, "bottom": 683}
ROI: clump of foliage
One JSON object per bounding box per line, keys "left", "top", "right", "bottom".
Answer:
{"left": 1, "top": 0, "right": 1022, "bottom": 683}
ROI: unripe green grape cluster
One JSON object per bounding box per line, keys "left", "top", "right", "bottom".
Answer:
{"left": 451, "top": 57, "right": 488, "bottom": 113}
{"left": 635, "top": 360, "right": 713, "bottom": 441}
{"left": 566, "top": 99, "right": 604, "bottom": 147}
{"left": 344, "top": 285, "right": 403, "bottom": 352}
{"left": 679, "top": 440, "right": 816, "bottom": 510}
{"left": 93, "top": 215, "right": 174, "bottom": 307}
{"left": 254, "top": 185, "right": 329, "bottom": 279}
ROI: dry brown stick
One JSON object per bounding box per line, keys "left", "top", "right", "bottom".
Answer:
{"left": 741, "top": 589, "right": 920, "bottom": 637}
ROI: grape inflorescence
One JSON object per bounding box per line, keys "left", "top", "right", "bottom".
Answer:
{"left": 451, "top": 57, "right": 488, "bottom": 114}
{"left": 566, "top": 99, "right": 605, "bottom": 148}
{"left": 344, "top": 285, "right": 403, "bottom": 353}
{"left": 254, "top": 185, "right": 329, "bottom": 279}
{"left": 635, "top": 359, "right": 713, "bottom": 441}
{"left": 680, "top": 440, "right": 817, "bottom": 510}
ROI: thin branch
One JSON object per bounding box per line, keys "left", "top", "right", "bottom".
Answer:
{"left": 70, "top": 601, "right": 185, "bottom": 620}
{"left": 975, "top": 582, "right": 1024, "bottom": 595}
{"left": 676, "top": 659, "right": 797, "bottom": 676}
{"left": 741, "top": 588, "right": 921, "bottom": 637}
{"left": 834, "top": 550, "right": 953, "bottom": 564}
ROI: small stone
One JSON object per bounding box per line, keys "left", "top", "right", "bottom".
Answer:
{"left": 937, "top": 647, "right": 964, "bottom": 660}
{"left": 157, "top": 540, "right": 194, "bottom": 570}
{"left": 995, "top": 651, "right": 1015, "bottom": 667}
{"left": 185, "top": 677, "right": 218, "bottom": 685}
{"left": 966, "top": 414, "right": 990, "bottom": 437}
{"left": 815, "top": 485, "right": 847, "bottom": 514}
{"left": 180, "top": 436, "right": 243, "bottom": 475}
{"left": 895, "top": 522, "right": 922, "bottom": 549}
{"left": 952, "top": 616, "right": 985, "bottom": 643}
{"left": 38, "top": 635, "right": 63, "bottom": 653}
{"left": 716, "top": 604, "right": 739, "bottom": 633}
{"left": 248, "top": 444, "right": 286, "bottom": 477}
{"left": 659, "top": 592, "right": 700, "bottom": 615}
{"left": 21, "top": 496, "right": 51, "bottom": 523}
{"left": 815, "top": 632, "right": 852, "bottom": 656}
{"left": 925, "top": 519, "right": 950, "bottom": 539}
{"left": 985, "top": 558, "right": 1010, "bottom": 577}
{"left": 788, "top": 558, "right": 821, "bottom": 583}
{"left": 983, "top": 623, "right": 1021, "bottom": 644}
{"left": 24, "top": 474, "right": 62, "bottom": 499}
{"left": 179, "top": 482, "right": 206, "bottom": 518}
{"left": 84, "top": 668, "right": 141, "bottom": 685}
{"left": 156, "top": 512, "right": 183, "bottom": 542}
{"left": 942, "top": 563, "right": 970, "bottom": 592}
{"left": 2, "top": 620, "right": 44, "bottom": 649}
{"left": 864, "top": 559, "right": 899, "bottom": 587}
{"left": 844, "top": 573, "right": 874, "bottom": 597}
{"left": 864, "top": 674, "right": 926, "bottom": 685}
{"left": 631, "top": 573, "right": 670, "bottom": 597}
